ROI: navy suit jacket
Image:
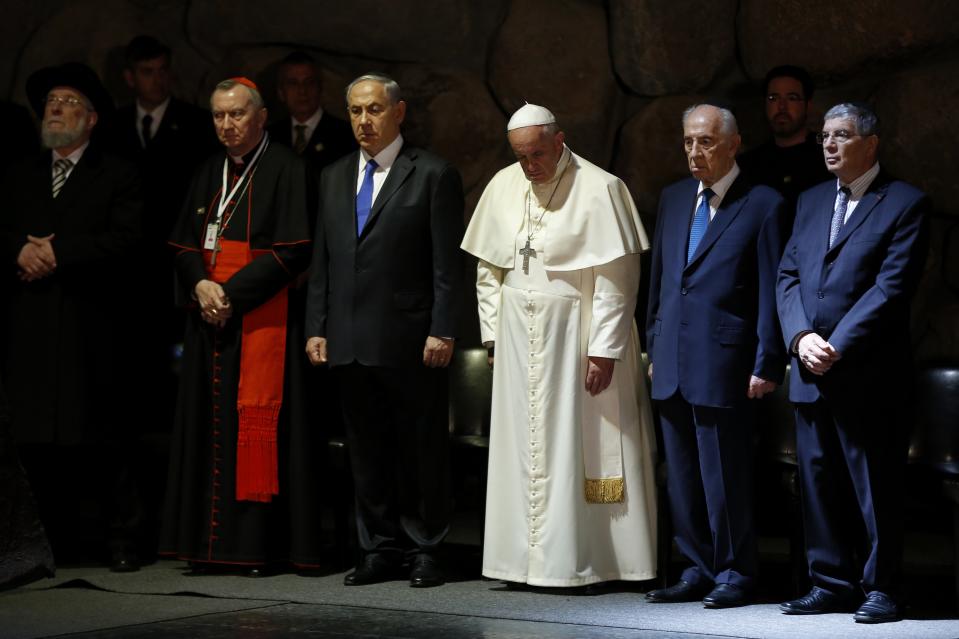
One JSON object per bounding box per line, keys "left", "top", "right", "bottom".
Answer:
{"left": 777, "top": 172, "right": 929, "bottom": 404}
{"left": 305, "top": 145, "right": 464, "bottom": 369}
{"left": 647, "top": 174, "right": 787, "bottom": 408}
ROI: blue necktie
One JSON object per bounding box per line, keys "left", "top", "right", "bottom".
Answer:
{"left": 356, "top": 159, "right": 378, "bottom": 235}
{"left": 829, "top": 186, "right": 851, "bottom": 249}
{"left": 687, "top": 188, "right": 714, "bottom": 264}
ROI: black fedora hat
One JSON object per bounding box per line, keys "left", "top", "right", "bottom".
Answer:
{"left": 26, "top": 62, "right": 114, "bottom": 117}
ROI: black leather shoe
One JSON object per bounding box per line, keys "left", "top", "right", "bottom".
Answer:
{"left": 409, "top": 553, "right": 445, "bottom": 588}
{"left": 646, "top": 580, "right": 711, "bottom": 603}
{"left": 343, "top": 553, "right": 399, "bottom": 586}
{"left": 853, "top": 591, "right": 900, "bottom": 624}
{"left": 702, "top": 583, "right": 749, "bottom": 608}
{"left": 780, "top": 586, "right": 858, "bottom": 614}
{"left": 109, "top": 550, "right": 140, "bottom": 573}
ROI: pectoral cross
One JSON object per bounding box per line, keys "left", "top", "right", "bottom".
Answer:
{"left": 519, "top": 238, "right": 537, "bottom": 275}
{"left": 211, "top": 239, "right": 221, "bottom": 267}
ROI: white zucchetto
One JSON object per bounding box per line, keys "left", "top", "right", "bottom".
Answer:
{"left": 506, "top": 103, "right": 556, "bottom": 131}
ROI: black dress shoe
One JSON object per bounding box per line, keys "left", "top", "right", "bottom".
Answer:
{"left": 109, "top": 550, "right": 140, "bottom": 573}
{"left": 646, "top": 580, "right": 710, "bottom": 603}
{"left": 343, "top": 553, "right": 399, "bottom": 586}
{"left": 853, "top": 591, "right": 900, "bottom": 624}
{"left": 780, "top": 586, "right": 858, "bottom": 614}
{"left": 702, "top": 583, "right": 749, "bottom": 609}
{"left": 409, "top": 553, "right": 445, "bottom": 588}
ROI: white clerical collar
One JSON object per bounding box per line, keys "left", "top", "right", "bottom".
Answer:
{"left": 52, "top": 140, "right": 90, "bottom": 166}
{"left": 838, "top": 162, "right": 880, "bottom": 200}
{"left": 360, "top": 133, "right": 404, "bottom": 171}
{"left": 136, "top": 97, "right": 170, "bottom": 125}
{"left": 699, "top": 162, "right": 740, "bottom": 204}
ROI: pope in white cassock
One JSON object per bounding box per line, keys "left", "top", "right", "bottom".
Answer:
{"left": 461, "top": 104, "right": 657, "bottom": 587}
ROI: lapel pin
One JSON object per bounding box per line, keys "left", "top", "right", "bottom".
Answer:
{"left": 196, "top": 206, "right": 205, "bottom": 215}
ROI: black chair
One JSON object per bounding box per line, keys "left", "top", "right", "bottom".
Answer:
{"left": 447, "top": 348, "right": 493, "bottom": 544}
{"left": 907, "top": 361, "right": 959, "bottom": 609}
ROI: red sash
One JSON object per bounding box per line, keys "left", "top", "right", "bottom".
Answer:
{"left": 204, "top": 239, "right": 287, "bottom": 503}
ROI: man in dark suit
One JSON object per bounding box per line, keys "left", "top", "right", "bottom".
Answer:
{"left": 111, "top": 36, "right": 217, "bottom": 243}
{"left": 777, "top": 103, "right": 928, "bottom": 624}
{"left": 107, "top": 35, "right": 218, "bottom": 435}
{"left": 0, "top": 62, "right": 143, "bottom": 571}
{"left": 305, "top": 73, "right": 464, "bottom": 588}
{"left": 267, "top": 51, "right": 356, "bottom": 177}
{"left": 646, "top": 104, "right": 787, "bottom": 608}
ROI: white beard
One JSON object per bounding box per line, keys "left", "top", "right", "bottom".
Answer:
{"left": 41, "top": 119, "right": 88, "bottom": 150}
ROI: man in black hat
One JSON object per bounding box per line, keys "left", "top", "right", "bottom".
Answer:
{"left": 0, "top": 62, "right": 144, "bottom": 572}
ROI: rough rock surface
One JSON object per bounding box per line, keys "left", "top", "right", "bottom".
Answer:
{"left": 186, "top": 0, "right": 508, "bottom": 74}
{"left": 740, "top": 0, "right": 959, "bottom": 81}
{"left": 614, "top": 96, "right": 697, "bottom": 224}
{"left": 610, "top": 0, "right": 738, "bottom": 96}
{"left": 489, "top": 0, "right": 622, "bottom": 166}
{"left": 875, "top": 59, "right": 959, "bottom": 218}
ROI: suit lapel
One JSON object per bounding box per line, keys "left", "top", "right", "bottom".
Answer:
{"left": 672, "top": 180, "right": 698, "bottom": 272}
{"left": 684, "top": 175, "right": 748, "bottom": 270}
{"left": 361, "top": 149, "right": 414, "bottom": 238}
{"left": 54, "top": 147, "right": 100, "bottom": 208}
{"left": 827, "top": 176, "right": 889, "bottom": 255}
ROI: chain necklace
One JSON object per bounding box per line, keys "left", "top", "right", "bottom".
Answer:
{"left": 519, "top": 158, "right": 570, "bottom": 274}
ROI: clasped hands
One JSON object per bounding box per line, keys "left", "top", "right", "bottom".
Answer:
{"left": 306, "top": 335, "right": 454, "bottom": 368}
{"left": 195, "top": 279, "right": 232, "bottom": 328}
{"left": 17, "top": 234, "right": 56, "bottom": 282}
{"left": 797, "top": 332, "right": 841, "bottom": 376}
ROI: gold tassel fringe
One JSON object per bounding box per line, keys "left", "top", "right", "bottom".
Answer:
{"left": 584, "top": 477, "right": 625, "bottom": 504}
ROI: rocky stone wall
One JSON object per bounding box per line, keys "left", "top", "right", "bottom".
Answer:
{"left": 4, "top": 0, "right": 959, "bottom": 356}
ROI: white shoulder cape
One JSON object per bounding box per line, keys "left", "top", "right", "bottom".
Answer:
{"left": 461, "top": 148, "right": 649, "bottom": 271}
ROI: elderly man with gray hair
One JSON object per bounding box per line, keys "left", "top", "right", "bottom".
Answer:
{"left": 462, "top": 103, "right": 657, "bottom": 590}
{"left": 161, "top": 77, "right": 318, "bottom": 575}
{"left": 777, "top": 102, "right": 929, "bottom": 623}
{"left": 646, "top": 103, "right": 787, "bottom": 608}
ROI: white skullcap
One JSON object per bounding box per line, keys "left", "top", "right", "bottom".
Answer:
{"left": 507, "top": 103, "right": 556, "bottom": 131}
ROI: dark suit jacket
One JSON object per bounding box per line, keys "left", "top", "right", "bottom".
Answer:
{"left": 0, "top": 145, "right": 142, "bottom": 443}
{"left": 108, "top": 97, "right": 217, "bottom": 238}
{"left": 777, "top": 173, "right": 929, "bottom": 404}
{"left": 306, "top": 145, "right": 465, "bottom": 369}
{"left": 267, "top": 112, "right": 356, "bottom": 176}
{"left": 647, "top": 173, "right": 787, "bottom": 408}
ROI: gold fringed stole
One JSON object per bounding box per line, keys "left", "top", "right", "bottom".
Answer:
{"left": 585, "top": 477, "right": 625, "bottom": 504}
{"left": 205, "top": 239, "right": 288, "bottom": 503}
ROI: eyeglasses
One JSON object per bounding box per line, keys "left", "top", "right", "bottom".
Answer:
{"left": 816, "top": 130, "right": 860, "bottom": 145}
{"left": 46, "top": 95, "right": 88, "bottom": 109}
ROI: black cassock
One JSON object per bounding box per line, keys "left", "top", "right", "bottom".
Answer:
{"left": 160, "top": 141, "right": 321, "bottom": 567}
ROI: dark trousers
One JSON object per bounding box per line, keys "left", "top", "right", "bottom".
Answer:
{"left": 794, "top": 398, "right": 908, "bottom": 595}
{"left": 335, "top": 362, "right": 450, "bottom": 558}
{"left": 658, "top": 393, "right": 757, "bottom": 589}
{"left": 18, "top": 442, "right": 144, "bottom": 561}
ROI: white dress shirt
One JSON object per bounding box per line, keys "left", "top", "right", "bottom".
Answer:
{"left": 356, "top": 134, "right": 404, "bottom": 203}
{"left": 136, "top": 97, "right": 170, "bottom": 147}
{"left": 698, "top": 163, "right": 741, "bottom": 221}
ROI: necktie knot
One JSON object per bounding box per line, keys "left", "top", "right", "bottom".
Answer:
{"left": 293, "top": 124, "right": 308, "bottom": 154}
{"left": 356, "top": 159, "right": 379, "bottom": 235}
{"left": 687, "top": 188, "right": 714, "bottom": 263}
{"left": 52, "top": 159, "right": 73, "bottom": 198}
{"left": 141, "top": 113, "right": 153, "bottom": 146}
{"left": 829, "top": 186, "right": 852, "bottom": 248}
